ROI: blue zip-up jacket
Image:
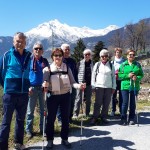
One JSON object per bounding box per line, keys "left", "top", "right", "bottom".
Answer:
{"left": 29, "top": 55, "right": 49, "bottom": 86}
{"left": 0, "top": 47, "right": 31, "bottom": 94}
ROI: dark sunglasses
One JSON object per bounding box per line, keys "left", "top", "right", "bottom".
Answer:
{"left": 129, "top": 54, "right": 135, "bottom": 57}
{"left": 84, "top": 53, "right": 91, "bottom": 56}
{"left": 53, "top": 54, "right": 63, "bottom": 57}
{"left": 101, "top": 55, "right": 108, "bottom": 58}
{"left": 34, "top": 47, "right": 43, "bottom": 50}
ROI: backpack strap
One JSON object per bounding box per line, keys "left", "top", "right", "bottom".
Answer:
{"left": 95, "top": 62, "right": 100, "bottom": 82}
{"left": 50, "top": 64, "right": 68, "bottom": 76}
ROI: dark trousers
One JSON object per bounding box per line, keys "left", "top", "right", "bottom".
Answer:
{"left": 0, "top": 93, "right": 28, "bottom": 150}
{"left": 121, "top": 90, "right": 136, "bottom": 120}
{"left": 111, "top": 80, "right": 123, "bottom": 113}
{"left": 93, "top": 88, "right": 112, "bottom": 119}
{"left": 46, "top": 92, "right": 70, "bottom": 141}
{"left": 57, "top": 88, "right": 76, "bottom": 122}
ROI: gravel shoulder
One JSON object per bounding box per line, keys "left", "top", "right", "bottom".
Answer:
{"left": 25, "top": 111, "right": 150, "bottom": 150}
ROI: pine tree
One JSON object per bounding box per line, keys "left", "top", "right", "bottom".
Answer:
{"left": 71, "top": 38, "right": 86, "bottom": 63}
{"left": 92, "top": 41, "right": 105, "bottom": 63}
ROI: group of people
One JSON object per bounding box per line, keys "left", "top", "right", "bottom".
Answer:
{"left": 0, "top": 31, "right": 144, "bottom": 150}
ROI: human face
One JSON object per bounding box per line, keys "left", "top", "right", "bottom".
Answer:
{"left": 127, "top": 52, "right": 135, "bottom": 62}
{"left": 115, "top": 50, "right": 122, "bottom": 58}
{"left": 100, "top": 55, "right": 109, "bottom": 62}
{"left": 84, "top": 53, "right": 91, "bottom": 62}
{"left": 53, "top": 50, "right": 63, "bottom": 66}
{"left": 33, "top": 45, "right": 43, "bottom": 58}
{"left": 13, "top": 35, "right": 26, "bottom": 52}
{"left": 63, "top": 46, "right": 70, "bottom": 58}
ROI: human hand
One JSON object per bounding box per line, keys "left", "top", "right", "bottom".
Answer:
{"left": 42, "top": 81, "right": 49, "bottom": 92}
{"left": 129, "top": 72, "right": 135, "bottom": 78}
{"left": 132, "top": 75, "right": 137, "bottom": 81}
{"left": 80, "top": 83, "right": 86, "bottom": 90}
{"left": 28, "top": 87, "right": 33, "bottom": 96}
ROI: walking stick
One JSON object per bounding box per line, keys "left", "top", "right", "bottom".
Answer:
{"left": 80, "top": 87, "right": 85, "bottom": 146}
{"left": 134, "top": 81, "right": 139, "bottom": 126}
{"left": 127, "top": 79, "right": 132, "bottom": 125}
{"left": 42, "top": 86, "right": 48, "bottom": 150}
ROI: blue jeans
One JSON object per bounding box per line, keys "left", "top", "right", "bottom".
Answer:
{"left": 57, "top": 87, "right": 76, "bottom": 122}
{"left": 0, "top": 93, "right": 28, "bottom": 150}
{"left": 121, "top": 90, "right": 136, "bottom": 120}
{"left": 26, "top": 86, "right": 44, "bottom": 133}
{"left": 46, "top": 92, "right": 71, "bottom": 140}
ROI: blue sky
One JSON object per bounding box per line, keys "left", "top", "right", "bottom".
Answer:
{"left": 0, "top": 0, "right": 149, "bottom": 36}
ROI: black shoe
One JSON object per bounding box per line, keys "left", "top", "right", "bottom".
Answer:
{"left": 120, "top": 119, "right": 127, "bottom": 126}
{"left": 89, "top": 118, "right": 97, "bottom": 126}
{"left": 46, "top": 140, "right": 53, "bottom": 149}
{"left": 61, "top": 140, "right": 72, "bottom": 149}
{"left": 101, "top": 118, "right": 109, "bottom": 124}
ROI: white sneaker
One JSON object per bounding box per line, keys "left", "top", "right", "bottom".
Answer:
{"left": 13, "top": 143, "right": 25, "bottom": 150}
{"left": 110, "top": 111, "right": 115, "bottom": 116}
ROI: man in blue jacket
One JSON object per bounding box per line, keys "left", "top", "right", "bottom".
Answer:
{"left": 0, "top": 32, "right": 31, "bottom": 150}
{"left": 25, "top": 42, "right": 49, "bottom": 138}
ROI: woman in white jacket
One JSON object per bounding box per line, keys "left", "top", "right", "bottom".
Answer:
{"left": 42, "top": 48, "right": 85, "bottom": 149}
{"left": 90, "top": 49, "right": 116, "bottom": 125}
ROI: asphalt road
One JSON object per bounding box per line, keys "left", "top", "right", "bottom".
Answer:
{"left": 25, "top": 111, "right": 150, "bottom": 150}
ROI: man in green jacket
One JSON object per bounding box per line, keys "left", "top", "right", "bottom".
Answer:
{"left": 118, "top": 49, "right": 144, "bottom": 125}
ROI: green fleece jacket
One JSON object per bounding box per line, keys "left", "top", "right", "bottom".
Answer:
{"left": 118, "top": 60, "right": 144, "bottom": 91}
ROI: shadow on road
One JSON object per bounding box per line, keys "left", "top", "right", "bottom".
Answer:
{"left": 25, "top": 127, "right": 135, "bottom": 150}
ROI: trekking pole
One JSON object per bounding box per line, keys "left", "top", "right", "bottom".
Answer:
{"left": 80, "top": 87, "right": 85, "bottom": 146}
{"left": 127, "top": 79, "right": 132, "bottom": 125}
{"left": 42, "top": 83, "right": 48, "bottom": 150}
{"left": 134, "top": 81, "right": 139, "bottom": 127}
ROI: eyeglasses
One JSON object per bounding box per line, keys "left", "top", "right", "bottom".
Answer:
{"left": 129, "top": 54, "right": 135, "bottom": 57}
{"left": 34, "top": 47, "right": 43, "bottom": 50}
{"left": 101, "top": 55, "right": 108, "bottom": 58}
{"left": 84, "top": 53, "right": 91, "bottom": 56}
{"left": 53, "top": 54, "right": 63, "bottom": 57}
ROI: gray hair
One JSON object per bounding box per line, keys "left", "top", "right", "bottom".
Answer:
{"left": 14, "top": 32, "right": 26, "bottom": 39}
{"left": 99, "top": 49, "right": 109, "bottom": 57}
{"left": 33, "top": 41, "right": 43, "bottom": 49}
{"left": 83, "top": 49, "right": 92, "bottom": 55}
{"left": 61, "top": 43, "right": 70, "bottom": 50}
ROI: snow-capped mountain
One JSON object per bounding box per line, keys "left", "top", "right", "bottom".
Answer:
{"left": 25, "top": 19, "right": 119, "bottom": 50}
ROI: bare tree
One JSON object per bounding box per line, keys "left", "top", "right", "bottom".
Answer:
{"left": 124, "top": 19, "right": 149, "bottom": 53}
{"left": 109, "top": 29, "right": 125, "bottom": 49}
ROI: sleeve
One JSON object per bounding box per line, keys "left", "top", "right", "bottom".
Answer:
{"left": 43, "top": 67, "right": 50, "bottom": 82}
{"left": 118, "top": 64, "right": 130, "bottom": 80}
{"left": 136, "top": 63, "right": 144, "bottom": 81}
{"left": 0, "top": 56, "right": 4, "bottom": 87}
{"left": 91, "top": 62, "right": 98, "bottom": 88}
{"left": 112, "top": 65, "right": 116, "bottom": 90}
{"left": 68, "top": 67, "right": 80, "bottom": 89}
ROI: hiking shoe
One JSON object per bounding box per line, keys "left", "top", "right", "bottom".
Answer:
{"left": 129, "top": 120, "right": 135, "bottom": 125}
{"left": 110, "top": 111, "right": 115, "bottom": 117}
{"left": 120, "top": 119, "right": 127, "bottom": 126}
{"left": 26, "top": 132, "right": 32, "bottom": 139}
{"left": 13, "top": 143, "right": 25, "bottom": 150}
{"left": 46, "top": 140, "right": 53, "bottom": 149}
{"left": 61, "top": 140, "right": 72, "bottom": 149}
{"left": 101, "top": 118, "right": 109, "bottom": 124}
{"left": 89, "top": 118, "right": 97, "bottom": 125}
